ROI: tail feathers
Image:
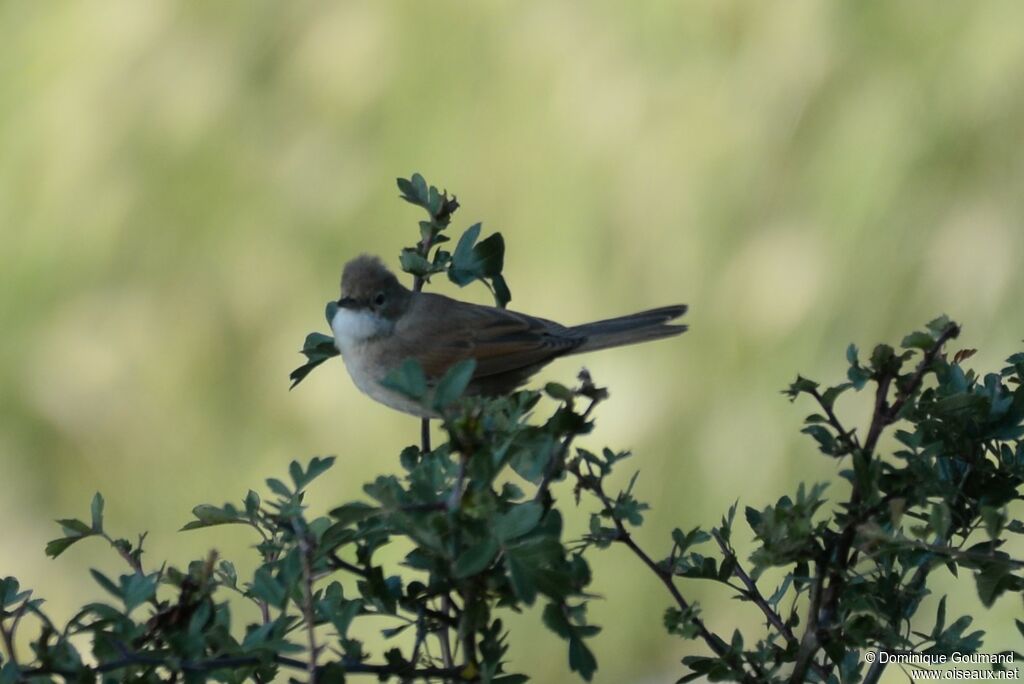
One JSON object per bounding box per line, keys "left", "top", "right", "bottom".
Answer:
{"left": 569, "top": 305, "right": 688, "bottom": 354}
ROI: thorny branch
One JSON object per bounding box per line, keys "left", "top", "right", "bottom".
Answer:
{"left": 790, "top": 324, "right": 960, "bottom": 683}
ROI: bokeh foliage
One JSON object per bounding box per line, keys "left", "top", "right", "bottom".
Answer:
{"left": 3, "top": 3, "right": 1024, "bottom": 683}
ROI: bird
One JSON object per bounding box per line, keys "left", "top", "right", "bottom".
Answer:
{"left": 330, "top": 254, "right": 687, "bottom": 417}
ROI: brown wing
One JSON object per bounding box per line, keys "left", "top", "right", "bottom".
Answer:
{"left": 395, "top": 292, "right": 584, "bottom": 385}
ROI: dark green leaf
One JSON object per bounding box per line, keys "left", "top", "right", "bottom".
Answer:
{"left": 544, "top": 382, "right": 574, "bottom": 401}
{"left": 245, "top": 490, "right": 261, "bottom": 517}
{"left": 57, "top": 519, "right": 93, "bottom": 536}
{"left": 492, "top": 273, "right": 512, "bottom": 308}
{"left": 329, "top": 502, "right": 380, "bottom": 527}
{"left": 381, "top": 358, "right": 428, "bottom": 400}
{"left": 433, "top": 359, "right": 477, "bottom": 410}
{"left": 568, "top": 637, "right": 597, "bottom": 681}
{"left": 45, "top": 535, "right": 90, "bottom": 559}
{"left": 290, "top": 332, "right": 340, "bottom": 389}
{"left": 495, "top": 503, "right": 543, "bottom": 542}
{"left": 399, "top": 249, "right": 432, "bottom": 277}
{"left": 454, "top": 537, "right": 499, "bottom": 578}
{"left": 266, "top": 478, "right": 292, "bottom": 498}
{"left": 902, "top": 331, "right": 935, "bottom": 350}
{"left": 90, "top": 493, "right": 104, "bottom": 533}
{"left": 89, "top": 569, "right": 121, "bottom": 601}
{"left": 448, "top": 223, "right": 482, "bottom": 286}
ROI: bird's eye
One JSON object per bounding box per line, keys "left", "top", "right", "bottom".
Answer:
{"left": 373, "top": 291, "right": 386, "bottom": 306}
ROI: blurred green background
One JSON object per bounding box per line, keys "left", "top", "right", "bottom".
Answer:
{"left": 2, "top": 2, "right": 1024, "bottom": 682}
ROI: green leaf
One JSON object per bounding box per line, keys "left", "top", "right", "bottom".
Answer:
{"left": 491, "top": 273, "right": 512, "bottom": 308}
{"left": 506, "top": 553, "right": 537, "bottom": 604}
{"left": 121, "top": 573, "right": 157, "bottom": 613}
{"left": 290, "top": 331, "right": 340, "bottom": 389}
{"left": 44, "top": 535, "right": 88, "bottom": 559}
{"left": 975, "top": 562, "right": 1013, "bottom": 607}
{"left": 89, "top": 569, "right": 121, "bottom": 601}
{"left": 57, "top": 518, "right": 93, "bottom": 536}
{"left": 330, "top": 599, "right": 362, "bottom": 638}
{"left": 181, "top": 504, "right": 245, "bottom": 531}
{"left": 433, "top": 359, "right": 477, "bottom": 410}
{"left": 251, "top": 567, "right": 287, "bottom": 608}
{"left": 290, "top": 456, "right": 336, "bottom": 491}
{"left": 495, "top": 502, "right": 544, "bottom": 542}
{"left": 399, "top": 248, "right": 433, "bottom": 277}
{"left": 470, "top": 233, "right": 505, "bottom": 277}
{"left": 266, "top": 478, "right": 292, "bottom": 498}
{"left": 568, "top": 637, "right": 597, "bottom": 681}
{"left": 930, "top": 502, "right": 951, "bottom": 539}
{"left": 1, "top": 663, "right": 21, "bottom": 684}
{"left": 90, "top": 493, "right": 104, "bottom": 533}
{"left": 544, "top": 383, "right": 574, "bottom": 401}
{"left": 744, "top": 506, "right": 762, "bottom": 530}
{"left": 926, "top": 315, "right": 953, "bottom": 336}
{"left": 801, "top": 424, "right": 836, "bottom": 454}
{"left": 541, "top": 603, "right": 572, "bottom": 638}
{"left": 0, "top": 579, "right": 28, "bottom": 609}
{"left": 325, "top": 300, "right": 338, "bottom": 325}
{"left": 448, "top": 223, "right": 482, "bottom": 286}
{"left": 329, "top": 502, "right": 380, "bottom": 527}
{"left": 981, "top": 507, "right": 1004, "bottom": 540}
{"left": 46, "top": 518, "right": 98, "bottom": 558}
{"left": 380, "top": 358, "right": 428, "bottom": 400}
{"left": 820, "top": 383, "right": 852, "bottom": 409}
{"left": 846, "top": 343, "right": 859, "bottom": 366}
{"left": 245, "top": 490, "right": 261, "bottom": 517}
{"left": 901, "top": 331, "right": 935, "bottom": 350}
{"left": 454, "top": 537, "right": 499, "bottom": 578}
{"left": 396, "top": 176, "right": 417, "bottom": 204}
{"left": 411, "top": 173, "right": 428, "bottom": 203}
{"left": 932, "top": 596, "right": 947, "bottom": 638}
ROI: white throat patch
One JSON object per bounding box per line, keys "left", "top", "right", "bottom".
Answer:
{"left": 331, "top": 308, "right": 391, "bottom": 351}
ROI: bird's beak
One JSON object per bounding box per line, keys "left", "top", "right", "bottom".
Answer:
{"left": 337, "top": 296, "right": 358, "bottom": 310}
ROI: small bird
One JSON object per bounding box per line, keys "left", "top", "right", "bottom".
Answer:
{"left": 331, "top": 255, "right": 687, "bottom": 417}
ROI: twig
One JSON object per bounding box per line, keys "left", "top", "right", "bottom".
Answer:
{"left": 791, "top": 324, "right": 959, "bottom": 683}
{"left": 457, "top": 586, "right": 477, "bottom": 670}
{"left": 808, "top": 387, "right": 861, "bottom": 452}
{"left": 534, "top": 395, "right": 601, "bottom": 505}
{"left": 0, "top": 601, "right": 26, "bottom": 669}
{"left": 437, "top": 595, "right": 455, "bottom": 679}
{"left": 711, "top": 531, "right": 831, "bottom": 682}
{"left": 409, "top": 606, "right": 428, "bottom": 677}
{"left": 327, "top": 553, "right": 370, "bottom": 578}
{"left": 577, "top": 468, "right": 756, "bottom": 684}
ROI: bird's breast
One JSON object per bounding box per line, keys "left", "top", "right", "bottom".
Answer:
{"left": 334, "top": 339, "right": 436, "bottom": 418}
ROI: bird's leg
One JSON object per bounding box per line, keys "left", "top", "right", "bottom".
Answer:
{"left": 420, "top": 417, "right": 431, "bottom": 453}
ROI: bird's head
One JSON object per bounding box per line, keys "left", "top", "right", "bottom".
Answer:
{"left": 334, "top": 255, "right": 411, "bottom": 343}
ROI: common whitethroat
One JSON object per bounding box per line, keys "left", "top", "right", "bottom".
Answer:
{"left": 331, "top": 255, "right": 687, "bottom": 417}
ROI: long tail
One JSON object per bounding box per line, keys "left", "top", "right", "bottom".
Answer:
{"left": 568, "top": 304, "right": 688, "bottom": 354}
